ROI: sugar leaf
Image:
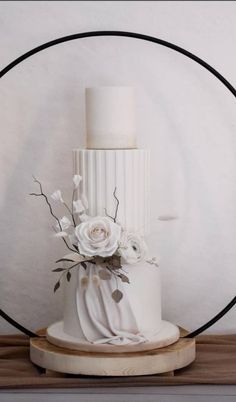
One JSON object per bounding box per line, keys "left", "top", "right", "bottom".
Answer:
{"left": 112, "top": 289, "right": 123, "bottom": 303}
{"left": 98, "top": 269, "right": 112, "bottom": 280}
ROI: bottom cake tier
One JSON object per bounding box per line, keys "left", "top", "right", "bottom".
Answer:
{"left": 47, "top": 261, "right": 180, "bottom": 352}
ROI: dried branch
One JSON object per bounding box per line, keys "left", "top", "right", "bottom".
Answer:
{"left": 53, "top": 260, "right": 88, "bottom": 291}
{"left": 71, "top": 188, "right": 76, "bottom": 222}
{"left": 63, "top": 201, "right": 76, "bottom": 227}
{"left": 113, "top": 187, "right": 119, "bottom": 223}
{"left": 103, "top": 187, "right": 120, "bottom": 223}
{"left": 30, "top": 176, "right": 77, "bottom": 253}
{"left": 107, "top": 265, "right": 119, "bottom": 287}
{"left": 108, "top": 266, "right": 123, "bottom": 303}
{"left": 104, "top": 208, "right": 115, "bottom": 222}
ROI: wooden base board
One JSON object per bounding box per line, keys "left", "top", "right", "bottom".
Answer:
{"left": 30, "top": 328, "right": 195, "bottom": 376}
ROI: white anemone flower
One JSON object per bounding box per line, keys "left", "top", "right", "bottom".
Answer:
{"left": 51, "top": 190, "right": 64, "bottom": 203}
{"left": 73, "top": 174, "right": 82, "bottom": 189}
{"left": 118, "top": 232, "right": 148, "bottom": 264}
{"left": 73, "top": 199, "right": 85, "bottom": 214}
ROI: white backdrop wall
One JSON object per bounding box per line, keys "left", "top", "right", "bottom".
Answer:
{"left": 0, "top": 1, "right": 235, "bottom": 335}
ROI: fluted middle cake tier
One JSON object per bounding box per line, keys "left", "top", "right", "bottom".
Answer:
{"left": 73, "top": 149, "right": 150, "bottom": 236}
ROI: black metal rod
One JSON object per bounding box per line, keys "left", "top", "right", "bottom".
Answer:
{"left": 0, "top": 31, "right": 236, "bottom": 99}
{"left": 185, "top": 296, "right": 236, "bottom": 338}
{"left": 0, "top": 309, "right": 39, "bottom": 338}
{"left": 0, "top": 30, "right": 235, "bottom": 337}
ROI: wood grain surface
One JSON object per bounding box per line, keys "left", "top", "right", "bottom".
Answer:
{"left": 30, "top": 327, "right": 195, "bottom": 376}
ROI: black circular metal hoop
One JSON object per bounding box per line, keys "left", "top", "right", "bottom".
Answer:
{"left": 0, "top": 30, "right": 236, "bottom": 98}
{"left": 0, "top": 30, "right": 235, "bottom": 338}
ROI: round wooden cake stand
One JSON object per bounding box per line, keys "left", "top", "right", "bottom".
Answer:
{"left": 30, "top": 328, "right": 195, "bottom": 376}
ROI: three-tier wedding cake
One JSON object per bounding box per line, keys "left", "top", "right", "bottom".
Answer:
{"left": 46, "top": 86, "right": 179, "bottom": 352}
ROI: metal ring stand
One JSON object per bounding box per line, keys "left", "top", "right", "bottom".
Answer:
{"left": 0, "top": 30, "right": 235, "bottom": 338}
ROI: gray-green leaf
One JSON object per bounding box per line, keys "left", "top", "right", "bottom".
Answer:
{"left": 112, "top": 289, "right": 123, "bottom": 303}
{"left": 98, "top": 269, "right": 112, "bottom": 280}
{"left": 119, "top": 274, "right": 130, "bottom": 284}
{"left": 55, "top": 258, "right": 74, "bottom": 263}
{"left": 66, "top": 271, "right": 71, "bottom": 282}
{"left": 54, "top": 281, "right": 60, "bottom": 293}
{"left": 52, "top": 268, "right": 65, "bottom": 272}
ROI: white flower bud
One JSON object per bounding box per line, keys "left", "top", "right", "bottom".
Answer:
{"left": 57, "top": 216, "right": 72, "bottom": 230}
{"left": 51, "top": 190, "right": 64, "bottom": 203}
{"left": 73, "top": 175, "right": 82, "bottom": 189}
{"left": 73, "top": 199, "right": 85, "bottom": 214}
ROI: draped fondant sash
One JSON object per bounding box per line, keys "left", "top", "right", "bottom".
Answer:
{"left": 75, "top": 263, "right": 147, "bottom": 345}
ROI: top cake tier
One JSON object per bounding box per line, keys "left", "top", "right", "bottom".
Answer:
{"left": 86, "top": 86, "right": 136, "bottom": 149}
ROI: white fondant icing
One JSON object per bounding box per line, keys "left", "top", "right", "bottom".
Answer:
{"left": 86, "top": 87, "right": 136, "bottom": 149}
{"left": 76, "top": 263, "right": 147, "bottom": 345}
{"left": 73, "top": 149, "right": 150, "bottom": 236}
{"left": 63, "top": 261, "right": 162, "bottom": 344}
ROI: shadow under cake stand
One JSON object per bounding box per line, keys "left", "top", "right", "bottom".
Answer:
{"left": 30, "top": 321, "right": 196, "bottom": 376}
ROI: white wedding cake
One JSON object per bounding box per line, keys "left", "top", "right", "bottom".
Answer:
{"left": 47, "top": 86, "right": 179, "bottom": 352}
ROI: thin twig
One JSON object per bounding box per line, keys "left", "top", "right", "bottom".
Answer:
{"left": 56, "top": 260, "right": 86, "bottom": 286}
{"left": 63, "top": 262, "right": 81, "bottom": 277}
{"left": 63, "top": 201, "right": 76, "bottom": 227}
{"left": 107, "top": 266, "right": 120, "bottom": 285}
{"left": 71, "top": 188, "right": 76, "bottom": 225}
{"left": 113, "top": 187, "right": 119, "bottom": 223}
{"left": 103, "top": 187, "right": 120, "bottom": 223}
{"left": 104, "top": 208, "right": 115, "bottom": 222}
{"left": 30, "top": 176, "right": 77, "bottom": 253}
{"left": 68, "top": 261, "right": 81, "bottom": 271}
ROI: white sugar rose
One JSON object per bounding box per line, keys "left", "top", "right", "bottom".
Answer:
{"left": 118, "top": 232, "right": 148, "bottom": 264}
{"left": 75, "top": 216, "right": 121, "bottom": 257}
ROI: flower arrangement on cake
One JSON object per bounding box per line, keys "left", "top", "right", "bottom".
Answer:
{"left": 30, "top": 174, "right": 159, "bottom": 303}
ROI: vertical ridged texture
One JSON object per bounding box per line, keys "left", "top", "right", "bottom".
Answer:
{"left": 73, "top": 149, "right": 150, "bottom": 236}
